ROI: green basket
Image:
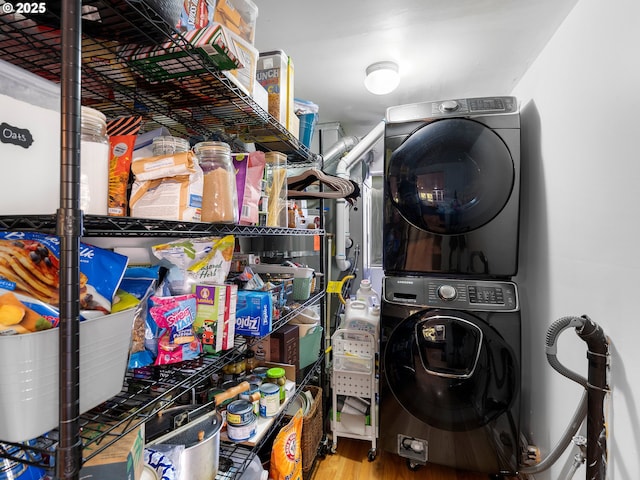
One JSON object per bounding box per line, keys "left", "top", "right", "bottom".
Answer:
{"left": 299, "top": 326, "right": 323, "bottom": 369}
{"left": 292, "top": 276, "right": 313, "bottom": 301}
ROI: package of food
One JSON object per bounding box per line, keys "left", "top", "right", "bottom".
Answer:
{"left": 149, "top": 294, "right": 202, "bottom": 365}
{"left": 107, "top": 115, "right": 142, "bottom": 216}
{"left": 129, "top": 151, "right": 203, "bottom": 222}
{"left": 269, "top": 409, "right": 303, "bottom": 480}
{"left": 233, "top": 151, "right": 265, "bottom": 225}
{"left": 0, "top": 231, "right": 128, "bottom": 314}
{"left": 151, "top": 235, "right": 235, "bottom": 295}
{"left": 0, "top": 290, "right": 54, "bottom": 335}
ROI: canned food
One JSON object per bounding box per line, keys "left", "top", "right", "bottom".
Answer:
{"left": 259, "top": 383, "right": 280, "bottom": 417}
{"left": 226, "top": 416, "right": 257, "bottom": 442}
{"left": 253, "top": 366, "right": 269, "bottom": 379}
{"left": 226, "top": 400, "right": 255, "bottom": 425}
{"left": 239, "top": 383, "right": 261, "bottom": 415}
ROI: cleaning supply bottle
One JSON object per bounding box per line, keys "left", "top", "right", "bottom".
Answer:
{"left": 355, "top": 279, "right": 380, "bottom": 307}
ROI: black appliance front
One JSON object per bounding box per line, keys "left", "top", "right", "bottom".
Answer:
{"left": 383, "top": 96, "right": 520, "bottom": 278}
{"left": 380, "top": 275, "right": 521, "bottom": 475}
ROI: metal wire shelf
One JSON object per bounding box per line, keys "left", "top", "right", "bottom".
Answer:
{"left": 0, "top": 215, "right": 325, "bottom": 237}
{"left": 0, "top": 0, "right": 321, "bottom": 163}
{"left": 0, "top": 292, "right": 325, "bottom": 477}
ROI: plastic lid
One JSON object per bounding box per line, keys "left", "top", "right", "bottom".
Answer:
{"left": 265, "top": 151, "right": 287, "bottom": 164}
{"left": 266, "top": 367, "right": 286, "bottom": 378}
{"left": 152, "top": 135, "right": 190, "bottom": 155}
{"left": 194, "top": 141, "right": 230, "bottom": 155}
{"left": 359, "top": 279, "right": 372, "bottom": 291}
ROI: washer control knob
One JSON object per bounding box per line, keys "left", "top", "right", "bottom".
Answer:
{"left": 440, "top": 100, "right": 459, "bottom": 112}
{"left": 438, "top": 284, "right": 457, "bottom": 301}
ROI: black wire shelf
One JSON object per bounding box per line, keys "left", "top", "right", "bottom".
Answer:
{"left": 0, "top": 215, "right": 325, "bottom": 237}
{"left": 0, "top": 0, "right": 321, "bottom": 163}
{"left": 0, "top": 291, "right": 325, "bottom": 477}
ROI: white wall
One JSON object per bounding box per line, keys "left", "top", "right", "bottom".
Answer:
{"left": 512, "top": 0, "right": 640, "bottom": 478}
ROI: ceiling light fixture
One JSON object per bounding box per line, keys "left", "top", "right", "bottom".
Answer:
{"left": 364, "top": 61, "right": 400, "bottom": 95}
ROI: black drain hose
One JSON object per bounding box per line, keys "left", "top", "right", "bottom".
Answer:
{"left": 525, "top": 315, "right": 609, "bottom": 480}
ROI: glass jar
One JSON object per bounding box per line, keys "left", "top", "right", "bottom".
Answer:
{"left": 151, "top": 135, "right": 190, "bottom": 156}
{"left": 245, "top": 350, "right": 257, "bottom": 374}
{"left": 194, "top": 141, "right": 238, "bottom": 224}
{"left": 265, "top": 367, "right": 286, "bottom": 404}
{"left": 263, "top": 152, "right": 287, "bottom": 227}
{"left": 80, "top": 106, "right": 109, "bottom": 215}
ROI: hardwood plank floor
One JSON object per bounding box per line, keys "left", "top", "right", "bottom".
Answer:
{"left": 310, "top": 437, "right": 491, "bottom": 480}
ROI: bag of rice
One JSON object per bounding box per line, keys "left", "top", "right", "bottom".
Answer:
{"left": 269, "top": 409, "right": 303, "bottom": 480}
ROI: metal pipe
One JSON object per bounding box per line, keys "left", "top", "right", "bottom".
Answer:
{"left": 574, "top": 316, "right": 609, "bottom": 480}
{"left": 58, "top": 0, "right": 83, "bottom": 478}
{"left": 322, "top": 136, "right": 359, "bottom": 171}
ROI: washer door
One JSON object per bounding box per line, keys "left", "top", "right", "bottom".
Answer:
{"left": 384, "top": 309, "right": 518, "bottom": 432}
{"left": 387, "top": 118, "right": 514, "bottom": 235}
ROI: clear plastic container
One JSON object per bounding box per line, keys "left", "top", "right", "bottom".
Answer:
{"left": 151, "top": 135, "right": 190, "bottom": 156}
{"left": 80, "top": 106, "right": 109, "bottom": 215}
{"left": 194, "top": 141, "right": 239, "bottom": 224}
{"left": 263, "top": 152, "right": 287, "bottom": 227}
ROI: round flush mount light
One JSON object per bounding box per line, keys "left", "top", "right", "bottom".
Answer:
{"left": 364, "top": 61, "right": 400, "bottom": 95}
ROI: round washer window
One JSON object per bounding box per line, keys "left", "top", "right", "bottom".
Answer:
{"left": 387, "top": 118, "right": 514, "bottom": 234}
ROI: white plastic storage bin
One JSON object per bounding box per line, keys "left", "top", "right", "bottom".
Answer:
{"left": 0, "top": 308, "right": 135, "bottom": 442}
{"left": 0, "top": 59, "right": 61, "bottom": 215}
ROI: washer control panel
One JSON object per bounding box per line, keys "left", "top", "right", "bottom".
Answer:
{"left": 384, "top": 276, "right": 519, "bottom": 312}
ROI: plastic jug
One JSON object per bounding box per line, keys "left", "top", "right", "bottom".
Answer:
{"left": 355, "top": 279, "right": 380, "bottom": 307}
{"left": 341, "top": 299, "right": 381, "bottom": 340}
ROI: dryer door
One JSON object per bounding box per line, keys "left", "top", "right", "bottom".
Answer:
{"left": 387, "top": 118, "right": 514, "bottom": 234}
{"left": 384, "top": 309, "right": 518, "bottom": 432}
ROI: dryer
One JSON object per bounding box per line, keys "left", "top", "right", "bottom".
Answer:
{"left": 383, "top": 96, "right": 520, "bottom": 278}
{"left": 380, "top": 275, "right": 521, "bottom": 475}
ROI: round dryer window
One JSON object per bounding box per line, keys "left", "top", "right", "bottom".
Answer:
{"left": 387, "top": 118, "right": 514, "bottom": 235}
{"left": 383, "top": 309, "right": 519, "bottom": 432}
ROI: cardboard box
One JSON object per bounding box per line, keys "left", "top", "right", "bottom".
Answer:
{"left": 256, "top": 50, "right": 289, "bottom": 126}
{"left": 270, "top": 324, "right": 299, "bottom": 367}
{"left": 286, "top": 55, "right": 296, "bottom": 134}
{"left": 80, "top": 424, "right": 145, "bottom": 480}
{"left": 194, "top": 284, "right": 237, "bottom": 353}
{"left": 178, "top": 0, "right": 258, "bottom": 44}
{"left": 122, "top": 24, "right": 243, "bottom": 84}
{"left": 223, "top": 27, "right": 259, "bottom": 96}
{"left": 235, "top": 290, "right": 272, "bottom": 336}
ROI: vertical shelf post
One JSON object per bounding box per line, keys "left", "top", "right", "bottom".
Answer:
{"left": 57, "top": 0, "right": 83, "bottom": 478}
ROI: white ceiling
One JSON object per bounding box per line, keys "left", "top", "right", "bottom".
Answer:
{"left": 253, "top": 0, "right": 578, "bottom": 138}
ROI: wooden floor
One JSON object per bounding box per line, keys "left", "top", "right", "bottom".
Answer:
{"left": 309, "top": 437, "right": 491, "bottom": 480}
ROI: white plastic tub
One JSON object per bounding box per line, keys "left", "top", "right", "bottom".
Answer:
{"left": 0, "top": 308, "right": 135, "bottom": 442}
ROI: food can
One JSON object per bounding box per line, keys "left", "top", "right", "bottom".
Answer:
{"left": 226, "top": 400, "right": 255, "bottom": 425}
{"left": 259, "top": 383, "right": 280, "bottom": 417}
{"left": 252, "top": 366, "right": 269, "bottom": 379}
{"left": 239, "top": 383, "right": 261, "bottom": 415}
{"left": 226, "top": 415, "right": 257, "bottom": 442}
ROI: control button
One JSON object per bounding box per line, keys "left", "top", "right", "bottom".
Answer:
{"left": 437, "top": 284, "right": 457, "bottom": 301}
{"left": 440, "top": 100, "right": 459, "bottom": 112}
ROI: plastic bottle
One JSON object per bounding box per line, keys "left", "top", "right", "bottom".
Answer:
{"left": 355, "top": 279, "right": 380, "bottom": 307}
{"left": 80, "top": 106, "right": 109, "bottom": 215}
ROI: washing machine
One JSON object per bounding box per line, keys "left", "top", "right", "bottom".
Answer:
{"left": 380, "top": 275, "right": 521, "bottom": 475}
{"left": 383, "top": 96, "right": 520, "bottom": 278}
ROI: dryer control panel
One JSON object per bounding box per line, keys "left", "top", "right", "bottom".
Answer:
{"left": 384, "top": 276, "right": 519, "bottom": 312}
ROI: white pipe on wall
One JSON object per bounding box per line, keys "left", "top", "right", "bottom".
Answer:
{"left": 334, "top": 120, "right": 385, "bottom": 272}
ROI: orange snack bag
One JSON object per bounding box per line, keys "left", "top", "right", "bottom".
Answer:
{"left": 107, "top": 116, "right": 142, "bottom": 216}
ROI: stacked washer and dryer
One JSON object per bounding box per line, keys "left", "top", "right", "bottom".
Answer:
{"left": 379, "top": 96, "right": 522, "bottom": 477}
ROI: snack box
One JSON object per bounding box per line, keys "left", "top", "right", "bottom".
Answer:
{"left": 193, "top": 283, "right": 237, "bottom": 353}
{"left": 122, "top": 24, "right": 244, "bottom": 84}
{"left": 0, "top": 308, "right": 136, "bottom": 442}
{"left": 222, "top": 27, "right": 259, "bottom": 97}
{"left": 235, "top": 290, "right": 272, "bottom": 337}
{"left": 178, "top": 0, "right": 258, "bottom": 44}
{"left": 256, "top": 50, "right": 289, "bottom": 126}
